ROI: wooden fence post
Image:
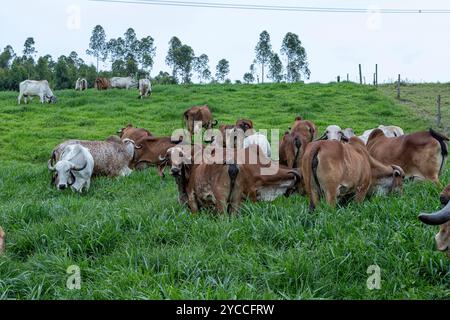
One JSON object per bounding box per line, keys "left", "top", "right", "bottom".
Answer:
{"left": 337, "top": 76, "right": 340, "bottom": 83}
{"left": 359, "top": 64, "right": 362, "bottom": 84}
{"left": 347, "top": 73, "right": 349, "bottom": 82}
{"left": 396, "top": 74, "right": 401, "bottom": 99}
{"left": 436, "top": 95, "right": 442, "bottom": 127}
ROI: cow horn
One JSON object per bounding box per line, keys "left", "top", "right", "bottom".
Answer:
{"left": 314, "top": 131, "right": 328, "bottom": 141}
{"left": 72, "top": 161, "right": 87, "bottom": 172}
{"left": 212, "top": 120, "right": 218, "bottom": 127}
{"left": 419, "top": 201, "right": 450, "bottom": 226}
{"left": 135, "top": 144, "right": 143, "bottom": 150}
{"left": 47, "top": 159, "right": 55, "bottom": 171}
{"left": 159, "top": 155, "right": 167, "bottom": 162}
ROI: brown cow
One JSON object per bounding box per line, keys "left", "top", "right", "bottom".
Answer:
{"left": 133, "top": 136, "right": 183, "bottom": 172}
{"left": 160, "top": 145, "right": 300, "bottom": 214}
{"left": 0, "top": 226, "right": 5, "bottom": 255}
{"left": 117, "top": 124, "right": 153, "bottom": 143}
{"left": 419, "top": 184, "right": 450, "bottom": 258}
{"left": 280, "top": 116, "right": 317, "bottom": 168}
{"left": 95, "top": 77, "right": 110, "bottom": 90}
{"left": 217, "top": 119, "right": 254, "bottom": 147}
{"left": 367, "top": 128, "right": 448, "bottom": 184}
{"left": 302, "top": 137, "right": 404, "bottom": 211}
{"left": 184, "top": 105, "right": 218, "bottom": 135}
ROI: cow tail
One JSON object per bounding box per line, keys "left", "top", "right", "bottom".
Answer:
{"left": 311, "top": 146, "right": 323, "bottom": 200}
{"left": 429, "top": 128, "right": 449, "bottom": 175}
{"left": 227, "top": 163, "right": 240, "bottom": 212}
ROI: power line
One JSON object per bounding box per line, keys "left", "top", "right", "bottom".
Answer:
{"left": 90, "top": 0, "right": 450, "bottom": 14}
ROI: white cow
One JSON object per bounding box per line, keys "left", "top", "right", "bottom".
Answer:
{"left": 18, "top": 80, "right": 57, "bottom": 104}
{"left": 138, "top": 78, "right": 152, "bottom": 99}
{"left": 359, "top": 125, "right": 405, "bottom": 144}
{"left": 75, "top": 78, "right": 88, "bottom": 91}
{"left": 244, "top": 133, "right": 272, "bottom": 158}
{"left": 110, "top": 77, "right": 138, "bottom": 90}
{"left": 48, "top": 144, "right": 94, "bottom": 193}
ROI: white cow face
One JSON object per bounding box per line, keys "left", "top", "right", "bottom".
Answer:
{"left": 317, "top": 125, "right": 348, "bottom": 142}
{"left": 52, "top": 160, "right": 76, "bottom": 190}
{"left": 167, "top": 147, "right": 192, "bottom": 177}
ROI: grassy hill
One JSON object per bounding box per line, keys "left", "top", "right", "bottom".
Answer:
{"left": 0, "top": 83, "right": 448, "bottom": 299}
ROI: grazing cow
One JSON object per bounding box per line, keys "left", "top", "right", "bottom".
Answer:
{"left": 75, "top": 78, "right": 88, "bottom": 91}
{"left": 235, "top": 119, "right": 253, "bottom": 133}
{"left": 95, "top": 77, "right": 110, "bottom": 90}
{"left": 359, "top": 125, "right": 405, "bottom": 144}
{"left": 244, "top": 133, "right": 271, "bottom": 158}
{"left": 18, "top": 80, "right": 57, "bottom": 104}
{"left": 48, "top": 144, "right": 94, "bottom": 193}
{"left": 49, "top": 138, "right": 135, "bottom": 178}
{"left": 419, "top": 184, "right": 450, "bottom": 258}
{"left": 0, "top": 227, "right": 4, "bottom": 255}
{"left": 316, "top": 125, "right": 349, "bottom": 142}
{"left": 302, "top": 137, "right": 405, "bottom": 210}
{"left": 110, "top": 77, "right": 138, "bottom": 90}
{"left": 367, "top": 128, "right": 448, "bottom": 184}
{"left": 216, "top": 119, "right": 254, "bottom": 147}
{"left": 138, "top": 79, "right": 152, "bottom": 99}
{"left": 160, "top": 145, "right": 300, "bottom": 213}
{"left": 117, "top": 124, "right": 153, "bottom": 143}
{"left": 184, "top": 105, "right": 218, "bottom": 135}
{"left": 279, "top": 116, "right": 317, "bottom": 168}
{"left": 132, "top": 136, "right": 183, "bottom": 172}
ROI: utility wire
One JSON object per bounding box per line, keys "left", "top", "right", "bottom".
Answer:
{"left": 90, "top": 0, "right": 450, "bottom": 14}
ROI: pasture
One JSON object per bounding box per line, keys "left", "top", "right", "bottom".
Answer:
{"left": 0, "top": 83, "right": 448, "bottom": 299}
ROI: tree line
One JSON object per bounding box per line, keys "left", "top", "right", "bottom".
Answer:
{"left": 0, "top": 26, "right": 309, "bottom": 91}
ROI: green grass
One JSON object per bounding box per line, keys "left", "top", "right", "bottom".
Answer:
{"left": 0, "top": 83, "right": 448, "bottom": 299}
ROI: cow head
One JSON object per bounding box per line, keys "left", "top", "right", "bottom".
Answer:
{"left": 160, "top": 146, "right": 192, "bottom": 178}
{"left": 48, "top": 158, "right": 87, "bottom": 190}
{"left": 47, "top": 95, "right": 57, "bottom": 104}
{"left": 281, "top": 132, "right": 302, "bottom": 168}
{"left": 371, "top": 165, "right": 405, "bottom": 196}
{"left": 343, "top": 128, "right": 356, "bottom": 140}
{"left": 291, "top": 117, "right": 317, "bottom": 146}
{"left": 236, "top": 119, "right": 253, "bottom": 133}
{"left": 419, "top": 196, "right": 450, "bottom": 258}
{"left": 117, "top": 124, "right": 134, "bottom": 138}
{"left": 316, "top": 125, "right": 349, "bottom": 142}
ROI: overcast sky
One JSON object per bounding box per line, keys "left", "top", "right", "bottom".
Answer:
{"left": 1, "top": 0, "right": 450, "bottom": 83}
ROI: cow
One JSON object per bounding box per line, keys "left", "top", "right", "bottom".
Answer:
{"left": 49, "top": 138, "right": 135, "bottom": 178}
{"left": 18, "top": 80, "right": 57, "bottom": 104}
{"left": 244, "top": 133, "right": 271, "bottom": 158}
{"left": 48, "top": 144, "right": 94, "bottom": 193}
{"left": 110, "top": 77, "right": 138, "bottom": 90}
{"left": 359, "top": 125, "right": 405, "bottom": 144}
{"left": 315, "top": 125, "right": 349, "bottom": 142}
{"left": 95, "top": 77, "right": 110, "bottom": 90}
{"left": 343, "top": 128, "right": 356, "bottom": 139}
{"left": 216, "top": 119, "right": 254, "bottom": 147}
{"left": 138, "top": 78, "right": 152, "bottom": 99}
{"left": 279, "top": 116, "right": 317, "bottom": 168}
{"left": 184, "top": 105, "right": 218, "bottom": 135}
{"left": 302, "top": 137, "right": 405, "bottom": 211}
{"left": 0, "top": 226, "right": 4, "bottom": 255}
{"left": 367, "top": 128, "right": 448, "bottom": 184}
{"left": 117, "top": 124, "right": 153, "bottom": 143}
{"left": 132, "top": 136, "right": 183, "bottom": 172}
{"left": 75, "top": 78, "right": 88, "bottom": 91}
{"left": 419, "top": 184, "right": 450, "bottom": 258}
{"left": 160, "top": 145, "right": 300, "bottom": 214}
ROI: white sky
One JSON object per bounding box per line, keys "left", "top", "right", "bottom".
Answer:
{"left": 1, "top": 0, "right": 450, "bottom": 83}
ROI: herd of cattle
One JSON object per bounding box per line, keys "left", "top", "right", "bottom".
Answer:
{"left": 17, "top": 76, "right": 151, "bottom": 105}
{"left": 2, "top": 82, "right": 449, "bottom": 260}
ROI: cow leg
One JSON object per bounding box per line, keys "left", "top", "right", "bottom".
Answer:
{"left": 309, "top": 189, "right": 320, "bottom": 212}
{"left": 39, "top": 93, "right": 45, "bottom": 104}
{"left": 18, "top": 93, "right": 23, "bottom": 105}
{"left": 354, "top": 183, "right": 370, "bottom": 203}
{"left": 214, "top": 197, "right": 227, "bottom": 214}
{"left": 188, "top": 192, "right": 199, "bottom": 213}
{"left": 325, "top": 188, "right": 338, "bottom": 208}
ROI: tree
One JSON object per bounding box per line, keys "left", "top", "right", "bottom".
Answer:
{"left": 35, "top": 55, "right": 54, "bottom": 82}
{"left": 255, "top": 31, "right": 272, "bottom": 83}
{"left": 23, "top": 37, "right": 36, "bottom": 59}
{"left": 0, "top": 45, "right": 15, "bottom": 69}
{"left": 86, "top": 25, "right": 107, "bottom": 73}
{"left": 281, "top": 32, "right": 310, "bottom": 83}
{"left": 215, "top": 59, "right": 230, "bottom": 83}
{"left": 243, "top": 72, "right": 254, "bottom": 84}
{"left": 193, "top": 54, "right": 211, "bottom": 83}
{"left": 124, "top": 28, "right": 139, "bottom": 59}
{"left": 268, "top": 53, "right": 284, "bottom": 83}
{"left": 166, "top": 37, "right": 182, "bottom": 79}
{"left": 153, "top": 71, "right": 177, "bottom": 85}
{"left": 175, "top": 45, "right": 195, "bottom": 84}
{"left": 138, "top": 36, "right": 156, "bottom": 75}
